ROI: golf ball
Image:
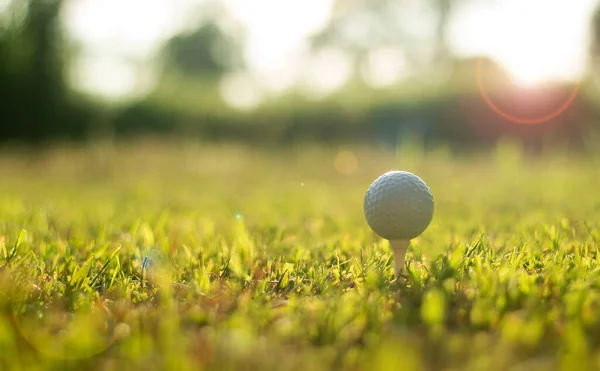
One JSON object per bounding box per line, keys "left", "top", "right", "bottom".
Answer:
{"left": 364, "top": 171, "right": 434, "bottom": 240}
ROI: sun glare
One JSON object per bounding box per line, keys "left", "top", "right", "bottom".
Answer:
{"left": 497, "top": 41, "right": 565, "bottom": 88}
{"left": 450, "top": 0, "right": 595, "bottom": 87}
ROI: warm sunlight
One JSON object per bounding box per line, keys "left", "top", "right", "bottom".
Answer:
{"left": 223, "top": 0, "right": 334, "bottom": 94}
{"left": 64, "top": 0, "right": 598, "bottom": 97}
{"left": 450, "top": 0, "right": 596, "bottom": 87}
{"left": 498, "top": 38, "right": 570, "bottom": 88}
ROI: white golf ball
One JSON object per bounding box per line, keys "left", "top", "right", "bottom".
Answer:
{"left": 364, "top": 171, "right": 434, "bottom": 240}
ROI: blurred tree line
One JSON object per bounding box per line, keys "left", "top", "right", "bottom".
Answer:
{"left": 1, "top": 0, "right": 600, "bottom": 150}
{"left": 0, "top": 0, "right": 92, "bottom": 142}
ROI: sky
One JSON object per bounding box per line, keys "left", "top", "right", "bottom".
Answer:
{"left": 448, "top": 0, "right": 597, "bottom": 86}
{"left": 62, "top": 0, "right": 599, "bottom": 107}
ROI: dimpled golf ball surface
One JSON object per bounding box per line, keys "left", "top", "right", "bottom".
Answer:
{"left": 364, "top": 171, "right": 434, "bottom": 240}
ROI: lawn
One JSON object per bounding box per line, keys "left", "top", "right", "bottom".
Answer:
{"left": 0, "top": 140, "right": 599, "bottom": 371}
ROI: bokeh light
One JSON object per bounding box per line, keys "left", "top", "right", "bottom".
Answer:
{"left": 219, "top": 72, "right": 264, "bottom": 110}
{"left": 334, "top": 151, "right": 358, "bottom": 175}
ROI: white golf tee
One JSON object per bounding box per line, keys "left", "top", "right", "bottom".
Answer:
{"left": 390, "top": 239, "right": 410, "bottom": 278}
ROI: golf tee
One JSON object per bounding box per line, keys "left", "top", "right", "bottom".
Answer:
{"left": 389, "top": 239, "right": 410, "bottom": 278}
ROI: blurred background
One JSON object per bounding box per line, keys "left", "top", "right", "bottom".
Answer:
{"left": 2, "top": 0, "right": 600, "bottom": 152}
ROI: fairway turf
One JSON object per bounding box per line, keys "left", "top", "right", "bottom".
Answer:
{"left": 0, "top": 141, "right": 599, "bottom": 371}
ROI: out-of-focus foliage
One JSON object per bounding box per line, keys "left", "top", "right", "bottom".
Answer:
{"left": 162, "top": 22, "right": 244, "bottom": 78}
{"left": 591, "top": 3, "right": 600, "bottom": 59}
{"left": 0, "top": 0, "right": 91, "bottom": 142}
{"left": 0, "top": 0, "right": 598, "bottom": 148}
{"left": 309, "top": 0, "right": 456, "bottom": 72}
{"left": 114, "top": 55, "right": 595, "bottom": 152}
{"left": 590, "top": 1, "right": 600, "bottom": 88}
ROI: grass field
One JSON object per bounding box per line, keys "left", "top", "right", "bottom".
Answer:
{"left": 0, "top": 140, "right": 599, "bottom": 371}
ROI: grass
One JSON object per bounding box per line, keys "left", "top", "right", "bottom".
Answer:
{"left": 0, "top": 139, "right": 599, "bottom": 371}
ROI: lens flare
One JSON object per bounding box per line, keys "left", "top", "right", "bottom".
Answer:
{"left": 476, "top": 58, "right": 580, "bottom": 125}
{"left": 334, "top": 151, "right": 358, "bottom": 175}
